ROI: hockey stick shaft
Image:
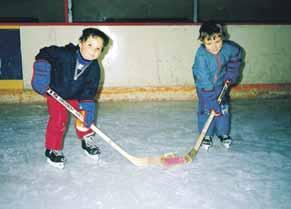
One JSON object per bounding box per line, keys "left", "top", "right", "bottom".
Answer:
{"left": 46, "top": 89, "right": 163, "bottom": 167}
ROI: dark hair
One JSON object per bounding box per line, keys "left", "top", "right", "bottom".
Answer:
{"left": 198, "top": 21, "right": 224, "bottom": 41}
{"left": 79, "top": 28, "right": 110, "bottom": 47}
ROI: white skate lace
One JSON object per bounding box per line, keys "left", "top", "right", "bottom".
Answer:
{"left": 84, "top": 136, "right": 97, "bottom": 149}
{"left": 52, "top": 150, "right": 64, "bottom": 156}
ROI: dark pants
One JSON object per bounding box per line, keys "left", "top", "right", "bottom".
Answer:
{"left": 196, "top": 87, "right": 231, "bottom": 137}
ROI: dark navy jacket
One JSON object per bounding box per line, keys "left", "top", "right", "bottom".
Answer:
{"left": 35, "top": 43, "right": 100, "bottom": 100}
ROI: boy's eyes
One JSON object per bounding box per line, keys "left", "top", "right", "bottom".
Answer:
{"left": 204, "top": 33, "right": 222, "bottom": 45}
{"left": 215, "top": 39, "right": 222, "bottom": 44}
{"left": 87, "top": 44, "right": 102, "bottom": 52}
{"left": 204, "top": 39, "right": 221, "bottom": 45}
{"left": 87, "top": 43, "right": 101, "bottom": 50}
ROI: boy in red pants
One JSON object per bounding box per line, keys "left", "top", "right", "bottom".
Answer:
{"left": 31, "top": 28, "right": 110, "bottom": 168}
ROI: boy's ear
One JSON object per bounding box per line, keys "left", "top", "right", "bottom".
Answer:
{"left": 78, "top": 41, "right": 85, "bottom": 49}
{"left": 216, "top": 24, "right": 223, "bottom": 33}
{"left": 217, "top": 24, "right": 226, "bottom": 38}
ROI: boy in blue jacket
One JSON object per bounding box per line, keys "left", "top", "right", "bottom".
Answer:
{"left": 192, "top": 22, "right": 242, "bottom": 150}
{"left": 31, "top": 28, "right": 109, "bottom": 168}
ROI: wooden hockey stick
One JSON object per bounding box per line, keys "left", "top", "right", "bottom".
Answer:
{"left": 162, "top": 82, "right": 230, "bottom": 166}
{"left": 47, "top": 89, "right": 178, "bottom": 167}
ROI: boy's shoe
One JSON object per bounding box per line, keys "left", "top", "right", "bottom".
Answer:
{"left": 82, "top": 135, "right": 101, "bottom": 160}
{"left": 45, "top": 149, "right": 65, "bottom": 169}
{"left": 218, "top": 135, "right": 232, "bottom": 149}
{"left": 202, "top": 136, "right": 213, "bottom": 151}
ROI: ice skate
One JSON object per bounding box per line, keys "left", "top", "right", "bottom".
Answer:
{"left": 45, "top": 149, "right": 65, "bottom": 169}
{"left": 82, "top": 135, "right": 101, "bottom": 160}
{"left": 219, "top": 135, "right": 232, "bottom": 149}
{"left": 202, "top": 136, "right": 213, "bottom": 151}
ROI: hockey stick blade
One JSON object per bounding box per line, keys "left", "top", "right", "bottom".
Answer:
{"left": 160, "top": 153, "right": 197, "bottom": 167}
{"left": 160, "top": 112, "right": 216, "bottom": 167}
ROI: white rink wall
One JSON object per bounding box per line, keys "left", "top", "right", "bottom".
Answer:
{"left": 21, "top": 24, "right": 291, "bottom": 90}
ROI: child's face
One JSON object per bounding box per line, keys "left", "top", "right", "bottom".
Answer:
{"left": 79, "top": 36, "right": 104, "bottom": 60}
{"left": 203, "top": 33, "right": 222, "bottom": 55}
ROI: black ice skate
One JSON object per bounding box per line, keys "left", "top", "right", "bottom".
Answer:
{"left": 82, "top": 135, "right": 101, "bottom": 160}
{"left": 218, "top": 135, "right": 232, "bottom": 149}
{"left": 45, "top": 149, "right": 65, "bottom": 169}
{"left": 202, "top": 136, "right": 213, "bottom": 151}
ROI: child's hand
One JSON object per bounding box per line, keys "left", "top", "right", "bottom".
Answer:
{"left": 79, "top": 100, "right": 96, "bottom": 128}
{"left": 209, "top": 101, "right": 221, "bottom": 115}
{"left": 200, "top": 89, "right": 221, "bottom": 114}
{"left": 224, "top": 80, "right": 231, "bottom": 85}
{"left": 212, "top": 110, "right": 221, "bottom": 116}
{"left": 223, "top": 69, "right": 239, "bottom": 85}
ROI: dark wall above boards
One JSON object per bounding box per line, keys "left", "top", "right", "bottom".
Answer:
{"left": 199, "top": 0, "right": 291, "bottom": 23}
{"left": 0, "top": 0, "right": 290, "bottom": 23}
{"left": 72, "top": 0, "right": 194, "bottom": 22}
{"left": 72, "top": 0, "right": 291, "bottom": 23}
{"left": 0, "top": 0, "right": 65, "bottom": 22}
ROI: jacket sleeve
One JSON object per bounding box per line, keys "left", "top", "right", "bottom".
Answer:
{"left": 192, "top": 54, "right": 214, "bottom": 91}
{"left": 35, "top": 45, "right": 62, "bottom": 65}
{"left": 224, "top": 44, "right": 242, "bottom": 84}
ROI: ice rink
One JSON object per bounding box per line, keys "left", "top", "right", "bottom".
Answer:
{"left": 0, "top": 97, "right": 291, "bottom": 209}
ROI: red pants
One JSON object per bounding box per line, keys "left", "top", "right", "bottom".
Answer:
{"left": 45, "top": 96, "right": 93, "bottom": 150}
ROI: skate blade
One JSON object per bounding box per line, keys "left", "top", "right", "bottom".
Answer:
{"left": 46, "top": 158, "right": 65, "bottom": 169}
{"left": 84, "top": 150, "right": 100, "bottom": 161}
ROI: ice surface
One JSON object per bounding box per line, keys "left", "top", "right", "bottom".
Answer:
{"left": 0, "top": 98, "right": 291, "bottom": 209}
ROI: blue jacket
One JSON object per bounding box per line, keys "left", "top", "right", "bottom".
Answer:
{"left": 192, "top": 40, "right": 242, "bottom": 91}
{"left": 35, "top": 43, "right": 100, "bottom": 100}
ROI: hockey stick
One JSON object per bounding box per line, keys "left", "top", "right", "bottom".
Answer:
{"left": 47, "top": 89, "right": 178, "bottom": 167}
{"left": 162, "top": 82, "right": 230, "bottom": 166}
